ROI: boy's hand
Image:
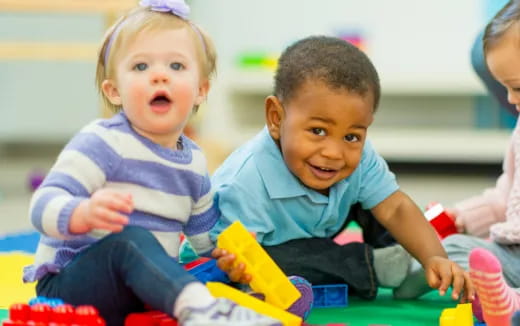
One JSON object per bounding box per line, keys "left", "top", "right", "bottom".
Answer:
{"left": 212, "top": 248, "right": 252, "bottom": 284}
{"left": 424, "top": 256, "right": 475, "bottom": 303}
{"left": 69, "top": 189, "right": 132, "bottom": 234}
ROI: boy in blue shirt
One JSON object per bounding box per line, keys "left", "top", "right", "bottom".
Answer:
{"left": 211, "top": 35, "right": 474, "bottom": 302}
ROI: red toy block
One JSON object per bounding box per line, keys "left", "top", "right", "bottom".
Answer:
{"left": 183, "top": 257, "right": 211, "bottom": 270}
{"left": 424, "top": 203, "right": 458, "bottom": 239}
{"left": 125, "top": 310, "right": 178, "bottom": 326}
{"left": 3, "top": 302, "right": 105, "bottom": 326}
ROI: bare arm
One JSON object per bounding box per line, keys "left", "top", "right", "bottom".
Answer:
{"left": 371, "top": 190, "right": 474, "bottom": 301}
{"left": 371, "top": 190, "right": 446, "bottom": 265}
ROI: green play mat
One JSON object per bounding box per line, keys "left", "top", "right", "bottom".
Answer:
{"left": 306, "top": 288, "right": 471, "bottom": 326}
{"left": 0, "top": 289, "right": 470, "bottom": 326}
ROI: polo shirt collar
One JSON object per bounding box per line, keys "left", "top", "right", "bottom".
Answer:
{"left": 255, "top": 127, "right": 331, "bottom": 204}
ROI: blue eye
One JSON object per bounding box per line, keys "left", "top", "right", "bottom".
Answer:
{"left": 344, "top": 134, "right": 360, "bottom": 142}
{"left": 170, "top": 62, "right": 184, "bottom": 70}
{"left": 133, "top": 63, "right": 148, "bottom": 71}
{"left": 311, "top": 128, "right": 326, "bottom": 136}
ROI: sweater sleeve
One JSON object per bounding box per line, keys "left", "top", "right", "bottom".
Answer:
{"left": 453, "top": 141, "right": 512, "bottom": 237}
{"left": 183, "top": 173, "right": 218, "bottom": 257}
{"left": 29, "top": 124, "right": 119, "bottom": 240}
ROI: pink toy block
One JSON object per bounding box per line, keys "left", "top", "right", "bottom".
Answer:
{"left": 3, "top": 302, "right": 105, "bottom": 326}
{"left": 125, "top": 310, "right": 178, "bottom": 326}
{"left": 424, "top": 203, "right": 458, "bottom": 239}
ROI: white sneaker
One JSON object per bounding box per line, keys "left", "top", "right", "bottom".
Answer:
{"left": 178, "top": 298, "right": 282, "bottom": 326}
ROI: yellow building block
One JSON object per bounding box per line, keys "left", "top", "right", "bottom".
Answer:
{"left": 207, "top": 282, "right": 302, "bottom": 326}
{"left": 0, "top": 254, "right": 36, "bottom": 309}
{"left": 217, "top": 221, "right": 301, "bottom": 310}
{"left": 439, "top": 303, "right": 473, "bottom": 326}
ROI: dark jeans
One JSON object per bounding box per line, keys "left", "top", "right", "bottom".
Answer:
{"left": 36, "top": 226, "right": 197, "bottom": 326}
{"left": 262, "top": 203, "right": 395, "bottom": 300}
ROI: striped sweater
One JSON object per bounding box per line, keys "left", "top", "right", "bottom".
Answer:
{"left": 24, "top": 112, "right": 219, "bottom": 282}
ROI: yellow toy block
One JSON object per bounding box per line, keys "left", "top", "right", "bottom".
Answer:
{"left": 217, "top": 221, "right": 301, "bottom": 310}
{"left": 439, "top": 303, "right": 473, "bottom": 326}
{"left": 207, "top": 282, "right": 302, "bottom": 326}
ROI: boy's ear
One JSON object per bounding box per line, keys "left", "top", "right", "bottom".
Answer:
{"left": 101, "top": 79, "right": 122, "bottom": 105}
{"left": 265, "top": 95, "right": 284, "bottom": 141}
{"left": 194, "top": 79, "right": 210, "bottom": 106}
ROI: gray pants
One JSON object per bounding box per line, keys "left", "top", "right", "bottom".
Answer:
{"left": 394, "top": 234, "right": 520, "bottom": 299}
{"left": 443, "top": 234, "right": 520, "bottom": 289}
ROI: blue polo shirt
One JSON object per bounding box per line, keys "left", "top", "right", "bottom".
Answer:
{"left": 209, "top": 127, "right": 399, "bottom": 246}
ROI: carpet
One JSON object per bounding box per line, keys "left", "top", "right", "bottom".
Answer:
{"left": 0, "top": 230, "right": 469, "bottom": 325}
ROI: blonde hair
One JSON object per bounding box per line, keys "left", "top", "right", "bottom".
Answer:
{"left": 95, "top": 6, "right": 217, "bottom": 113}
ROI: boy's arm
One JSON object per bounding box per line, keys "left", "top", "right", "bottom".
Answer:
{"left": 371, "top": 190, "right": 474, "bottom": 301}
{"left": 371, "top": 190, "right": 446, "bottom": 264}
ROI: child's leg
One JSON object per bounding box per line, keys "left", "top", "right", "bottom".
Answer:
{"left": 469, "top": 247, "right": 520, "bottom": 326}
{"left": 394, "top": 234, "right": 495, "bottom": 301}
{"left": 37, "top": 226, "right": 280, "bottom": 326}
{"left": 37, "top": 226, "right": 205, "bottom": 325}
{"left": 345, "top": 203, "right": 410, "bottom": 288}
{"left": 263, "top": 237, "right": 378, "bottom": 299}
{"left": 345, "top": 203, "right": 396, "bottom": 248}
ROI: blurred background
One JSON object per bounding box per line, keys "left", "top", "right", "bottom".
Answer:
{"left": 0, "top": 0, "right": 513, "bottom": 234}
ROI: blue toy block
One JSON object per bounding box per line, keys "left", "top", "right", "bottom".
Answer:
{"left": 312, "top": 284, "right": 348, "bottom": 308}
{"left": 28, "top": 296, "right": 64, "bottom": 307}
{"left": 474, "top": 323, "right": 486, "bottom": 326}
{"left": 186, "top": 259, "right": 230, "bottom": 284}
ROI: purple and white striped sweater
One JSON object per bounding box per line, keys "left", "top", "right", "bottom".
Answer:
{"left": 23, "top": 112, "right": 219, "bottom": 282}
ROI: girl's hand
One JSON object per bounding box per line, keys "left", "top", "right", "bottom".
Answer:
{"left": 424, "top": 256, "right": 475, "bottom": 303}
{"left": 212, "top": 248, "right": 252, "bottom": 284}
{"left": 69, "top": 189, "right": 133, "bottom": 234}
{"left": 446, "top": 208, "right": 465, "bottom": 233}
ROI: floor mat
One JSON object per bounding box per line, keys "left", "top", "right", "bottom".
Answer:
{"left": 0, "top": 232, "right": 38, "bottom": 310}
{"left": 0, "top": 253, "right": 36, "bottom": 309}
{"left": 307, "top": 288, "right": 461, "bottom": 325}
{"left": 0, "top": 230, "right": 468, "bottom": 325}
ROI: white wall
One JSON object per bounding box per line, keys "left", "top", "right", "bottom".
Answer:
{"left": 188, "top": 1, "right": 487, "bottom": 137}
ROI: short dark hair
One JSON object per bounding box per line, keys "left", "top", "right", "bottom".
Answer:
{"left": 483, "top": 0, "right": 520, "bottom": 55}
{"left": 274, "top": 35, "right": 380, "bottom": 111}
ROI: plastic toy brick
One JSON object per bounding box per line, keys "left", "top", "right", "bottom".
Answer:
{"left": 185, "top": 259, "right": 230, "bottom": 284}
{"left": 474, "top": 323, "right": 486, "bottom": 326}
{"left": 3, "top": 302, "right": 105, "bottom": 326}
{"left": 439, "top": 303, "right": 473, "bottom": 326}
{"left": 125, "top": 310, "right": 178, "bottom": 326}
{"left": 182, "top": 256, "right": 210, "bottom": 270}
{"left": 424, "top": 203, "right": 458, "bottom": 239}
{"left": 312, "top": 284, "right": 348, "bottom": 308}
{"left": 28, "top": 296, "right": 64, "bottom": 307}
{"left": 217, "top": 221, "right": 301, "bottom": 310}
{"left": 206, "top": 282, "right": 301, "bottom": 326}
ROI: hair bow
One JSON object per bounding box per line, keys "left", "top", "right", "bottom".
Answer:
{"left": 139, "top": 0, "right": 190, "bottom": 19}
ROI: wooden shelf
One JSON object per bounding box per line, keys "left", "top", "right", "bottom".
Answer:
{"left": 0, "top": 0, "right": 135, "bottom": 13}
{"left": 0, "top": 42, "right": 98, "bottom": 61}
{"left": 369, "top": 128, "right": 510, "bottom": 164}
{"left": 227, "top": 69, "right": 487, "bottom": 96}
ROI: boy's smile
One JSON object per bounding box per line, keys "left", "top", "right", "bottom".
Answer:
{"left": 267, "top": 80, "right": 374, "bottom": 193}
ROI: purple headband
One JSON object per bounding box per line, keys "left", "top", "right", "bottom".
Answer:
{"left": 104, "top": 0, "right": 194, "bottom": 66}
